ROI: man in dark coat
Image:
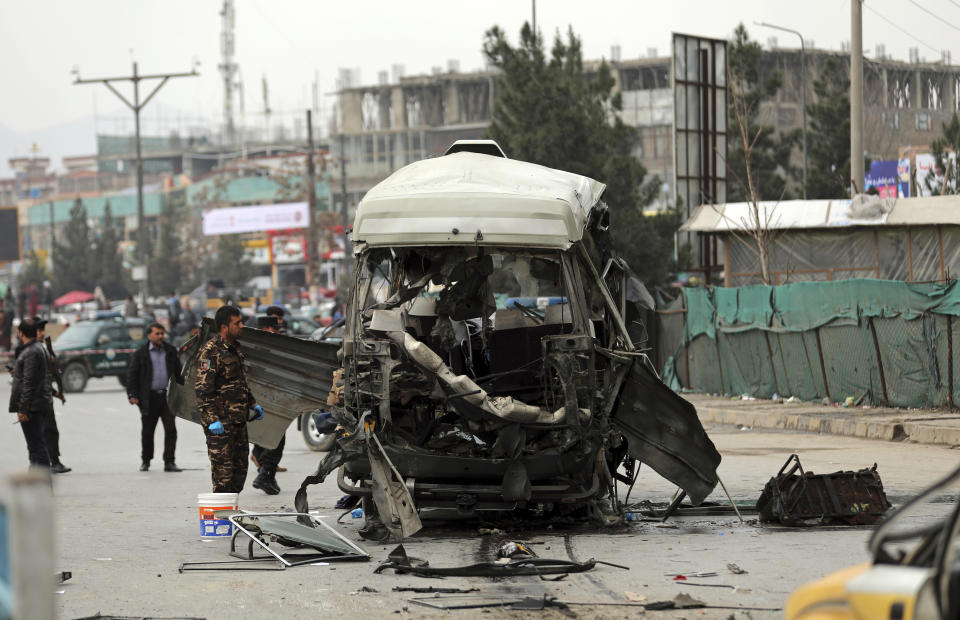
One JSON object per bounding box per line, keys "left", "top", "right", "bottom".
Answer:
{"left": 9, "top": 318, "right": 53, "bottom": 467}
{"left": 34, "top": 317, "right": 70, "bottom": 473}
{"left": 126, "top": 323, "right": 183, "bottom": 472}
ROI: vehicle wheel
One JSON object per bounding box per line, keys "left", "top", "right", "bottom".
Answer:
{"left": 62, "top": 363, "right": 89, "bottom": 393}
{"left": 302, "top": 412, "right": 335, "bottom": 452}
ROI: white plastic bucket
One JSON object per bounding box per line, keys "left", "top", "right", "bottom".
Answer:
{"left": 197, "top": 492, "right": 239, "bottom": 540}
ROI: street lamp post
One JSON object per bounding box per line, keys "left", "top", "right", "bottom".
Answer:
{"left": 756, "top": 21, "right": 808, "bottom": 199}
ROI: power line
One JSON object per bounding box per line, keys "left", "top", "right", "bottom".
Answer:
{"left": 863, "top": 3, "right": 941, "bottom": 54}
{"left": 949, "top": 0, "right": 960, "bottom": 8}
{"left": 908, "top": 0, "right": 960, "bottom": 32}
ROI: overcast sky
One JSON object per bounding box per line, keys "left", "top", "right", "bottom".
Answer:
{"left": 0, "top": 0, "right": 956, "bottom": 164}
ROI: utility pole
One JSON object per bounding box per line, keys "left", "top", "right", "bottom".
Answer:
{"left": 532, "top": 0, "right": 536, "bottom": 32}
{"left": 850, "top": 0, "right": 864, "bottom": 195}
{"left": 219, "top": 0, "right": 238, "bottom": 145}
{"left": 338, "top": 133, "right": 351, "bottom": 284}
{"left": 305, "top": 110, "right": 318, "bottom": 292}
{"left": 74, "top": 62, "right": 198, "bottom": 298}
{"left": 757, "top": 22, "right": 808, "bottom": 199}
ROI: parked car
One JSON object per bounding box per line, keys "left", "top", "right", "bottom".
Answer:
{"left": 245, "top": 310, "right": 320, "bottom": 338}
{"left": 53, "top": 317, "right": 148, "bottom": 392}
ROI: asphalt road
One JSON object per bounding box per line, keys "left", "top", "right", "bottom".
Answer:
{"left": 2, "top": 376, "right": 958, "bottom": 620}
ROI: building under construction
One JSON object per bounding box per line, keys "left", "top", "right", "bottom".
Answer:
{"left": 332, "top": 44, "right": 960, "bottom": 218}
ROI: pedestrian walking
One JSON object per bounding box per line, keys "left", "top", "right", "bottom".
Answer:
{"left": 123, "top": 295, "right": 138, "bottom": 318}
{"left": 195, "top": 306, "right": 264, "bottom": 493}
{"left": 41, "top": 281, "right": 53, "bottom": 318}
{"left": 16, "top": 287, "right": 26, "bottom": 320}
{"left": 126, "top": 323, "right": 183, "bottom": 472}
{"left": 167, "top": 292, "right": 181, "bottom": 331}
{"left": 27, "top": 283, "right": 39, "bottom": 318}
{"left": 9, "top": 318, "right": 52, "bottom": 467}
{"left": 250, "top": 315, "right": 282, "bottom": 495}
{"left": 34, "top": 317, "right": 71, "bottom": 473}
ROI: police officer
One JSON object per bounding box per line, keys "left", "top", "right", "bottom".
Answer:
{"left": 250, "top": 315, "right": 282, "bottom": 495}
{"left": 195, "top": 305, "right": 264, "bottom": 493}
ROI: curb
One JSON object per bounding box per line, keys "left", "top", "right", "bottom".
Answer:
{"left": 695, "top": 405, "right": 960, "bottom": 447}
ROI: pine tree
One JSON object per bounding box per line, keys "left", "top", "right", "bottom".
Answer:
{"left": 483, "top": 23, "right": 680, "bottom": 286}
{"left": 149, "top": 197, "right": 182, "bottom": 295}
{"left": 726, "top": 24, "right": 799, "bottom": 202}
{"left": 211, "top": 234, "right": 253, "bottom": 288}
{"left": 17, "top": 251, "right": 49, "bottom": 291}
{"left": 52, "top": 198, "right": 96, "bottom": 292}
{"left": 95, "top": 202, "right": 127, "bottom": 299}
{"left": 806, "top": 57, "right": 851, "bottom": 198}
{"left": 925, "top": 112, "right": 960, "bottom": 195}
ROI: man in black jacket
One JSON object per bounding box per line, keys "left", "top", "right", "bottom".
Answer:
{"left": 10, "top": 318, "right": 53, "bottom": 467}
{"left": 126, "top": 323, "right": 183, "bottom": 472}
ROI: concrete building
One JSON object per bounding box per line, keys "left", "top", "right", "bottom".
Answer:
{"left": 754, "top": 46, "right": 959, "bottom": 186}
{"left": 332, "top": 54, "right": 675, "bottom": 214}
{"left": 333, "top": 45, "right": 960, "bottom": 218}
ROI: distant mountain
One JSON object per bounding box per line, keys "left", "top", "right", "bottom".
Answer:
{"left": 0, "top": 117, "right": 97, "bottom": 177}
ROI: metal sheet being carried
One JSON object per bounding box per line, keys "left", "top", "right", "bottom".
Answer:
{"left": 168, "top": 319, "right": 340, "bottom": 449}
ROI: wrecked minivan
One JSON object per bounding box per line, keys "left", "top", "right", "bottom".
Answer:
{"left": 291, "top": 145, "right": 722, "bottom": 541}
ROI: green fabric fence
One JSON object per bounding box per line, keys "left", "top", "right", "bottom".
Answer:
{"left": 659, "top": 279, "right": 960, "bottom": 409}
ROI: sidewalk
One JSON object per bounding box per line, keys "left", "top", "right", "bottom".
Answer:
{"left": 683, "top": 393, "right": 960, "bottom": 446}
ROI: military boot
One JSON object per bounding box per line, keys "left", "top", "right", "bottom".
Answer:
{"left": 252, "top": 468, "right": 280, "bottom": 495}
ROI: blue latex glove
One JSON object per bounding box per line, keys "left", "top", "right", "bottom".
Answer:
{"left": 252, "top": 405, "right": 264, "bottom": 421}
{"left": 208, "top": 420, "right": 225, "bottom": 435}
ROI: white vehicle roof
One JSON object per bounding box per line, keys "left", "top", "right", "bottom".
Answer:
{"left": 352, "top": 152, "right": 606, "bottom": 251}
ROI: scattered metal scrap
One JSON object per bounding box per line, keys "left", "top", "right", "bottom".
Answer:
{"left": 393, "top": 586, "right": 480, "bottom": 594}
{"left": 374, "top": 544, "right": 600, "bottom": 578}
{"left": 757, "top": 454, "right": 891, "bottom": 526}
{"left": 179, "top": 512, "right": 369, "bottom": 572}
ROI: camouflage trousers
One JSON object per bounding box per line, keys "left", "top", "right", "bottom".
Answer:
{"left": 205, "top": 422, "right": 249, "bottom": 493}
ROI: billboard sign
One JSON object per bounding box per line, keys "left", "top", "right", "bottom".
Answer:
{"left": 897, "top": 158, "right": 911, "bottom": 198}
{"left": 270, "top": 234, "right": 307, "bottom": 265}
{"left": 916, "top": 152, "right": 956, "bottom": 196}
{"left": 202, "top": 202, "right": 308, "bottom": 236}
{"left": 864, "top": 159, "right": 900, "bottom": 198}
{"left": 672, "top": 32, "right": 727, "bottom": 283}
{"left": 0, "top": 208, "right": 20, "bottom": 262}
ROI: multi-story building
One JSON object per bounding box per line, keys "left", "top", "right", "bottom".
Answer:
{"left": 333, "top": 53, "right": 675, "bottom": 214}
{"left": 333, "top": 45, "right": 960, "bottom": 214}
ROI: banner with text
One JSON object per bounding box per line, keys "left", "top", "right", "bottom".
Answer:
{"left": 202, "top": 202, "right": 308, "bottom": 235}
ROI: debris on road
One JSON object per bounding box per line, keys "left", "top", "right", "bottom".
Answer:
{"left": 180, "top": 512, "right": 370, "bottom": 572}
{"left": 757, "top": 454, "right": 891, "bottom": 526}
{"left": 393, "top": 586, "right": 480, "bottom": 594}
{"left": 645, "top": 592, "right": 706, "bottom": 610}
{"left": 624, "top": 591, "right": 647, "bottom": 602}
{"left": 727, "top": 563, "right": 747, "bottom": 574}
{"left": 496, "top": 541, "right": 537, "bottom": 559}
{"left": 374, "top": 544, "right": 597, "bottom": 578}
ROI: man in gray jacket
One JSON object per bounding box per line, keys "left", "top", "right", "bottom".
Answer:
{"left": 10, "top": 318, "right": 53, "bottom": 467}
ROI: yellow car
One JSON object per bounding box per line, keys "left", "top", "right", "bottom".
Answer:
{"left": 786, "top": 464, "right": 960, "bottom": 619}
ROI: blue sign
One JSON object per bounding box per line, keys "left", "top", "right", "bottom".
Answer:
{"left": 865, "top": 160, "right": 900, "bottom": 198}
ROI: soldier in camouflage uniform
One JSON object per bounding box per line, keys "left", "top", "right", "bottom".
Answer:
{"left": 195, "top": 305, "right": 264, "bottom": 493}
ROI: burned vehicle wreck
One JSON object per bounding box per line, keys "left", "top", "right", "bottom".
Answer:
{"left": 295, "top": 148, "right": 721, "bottom": 541}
